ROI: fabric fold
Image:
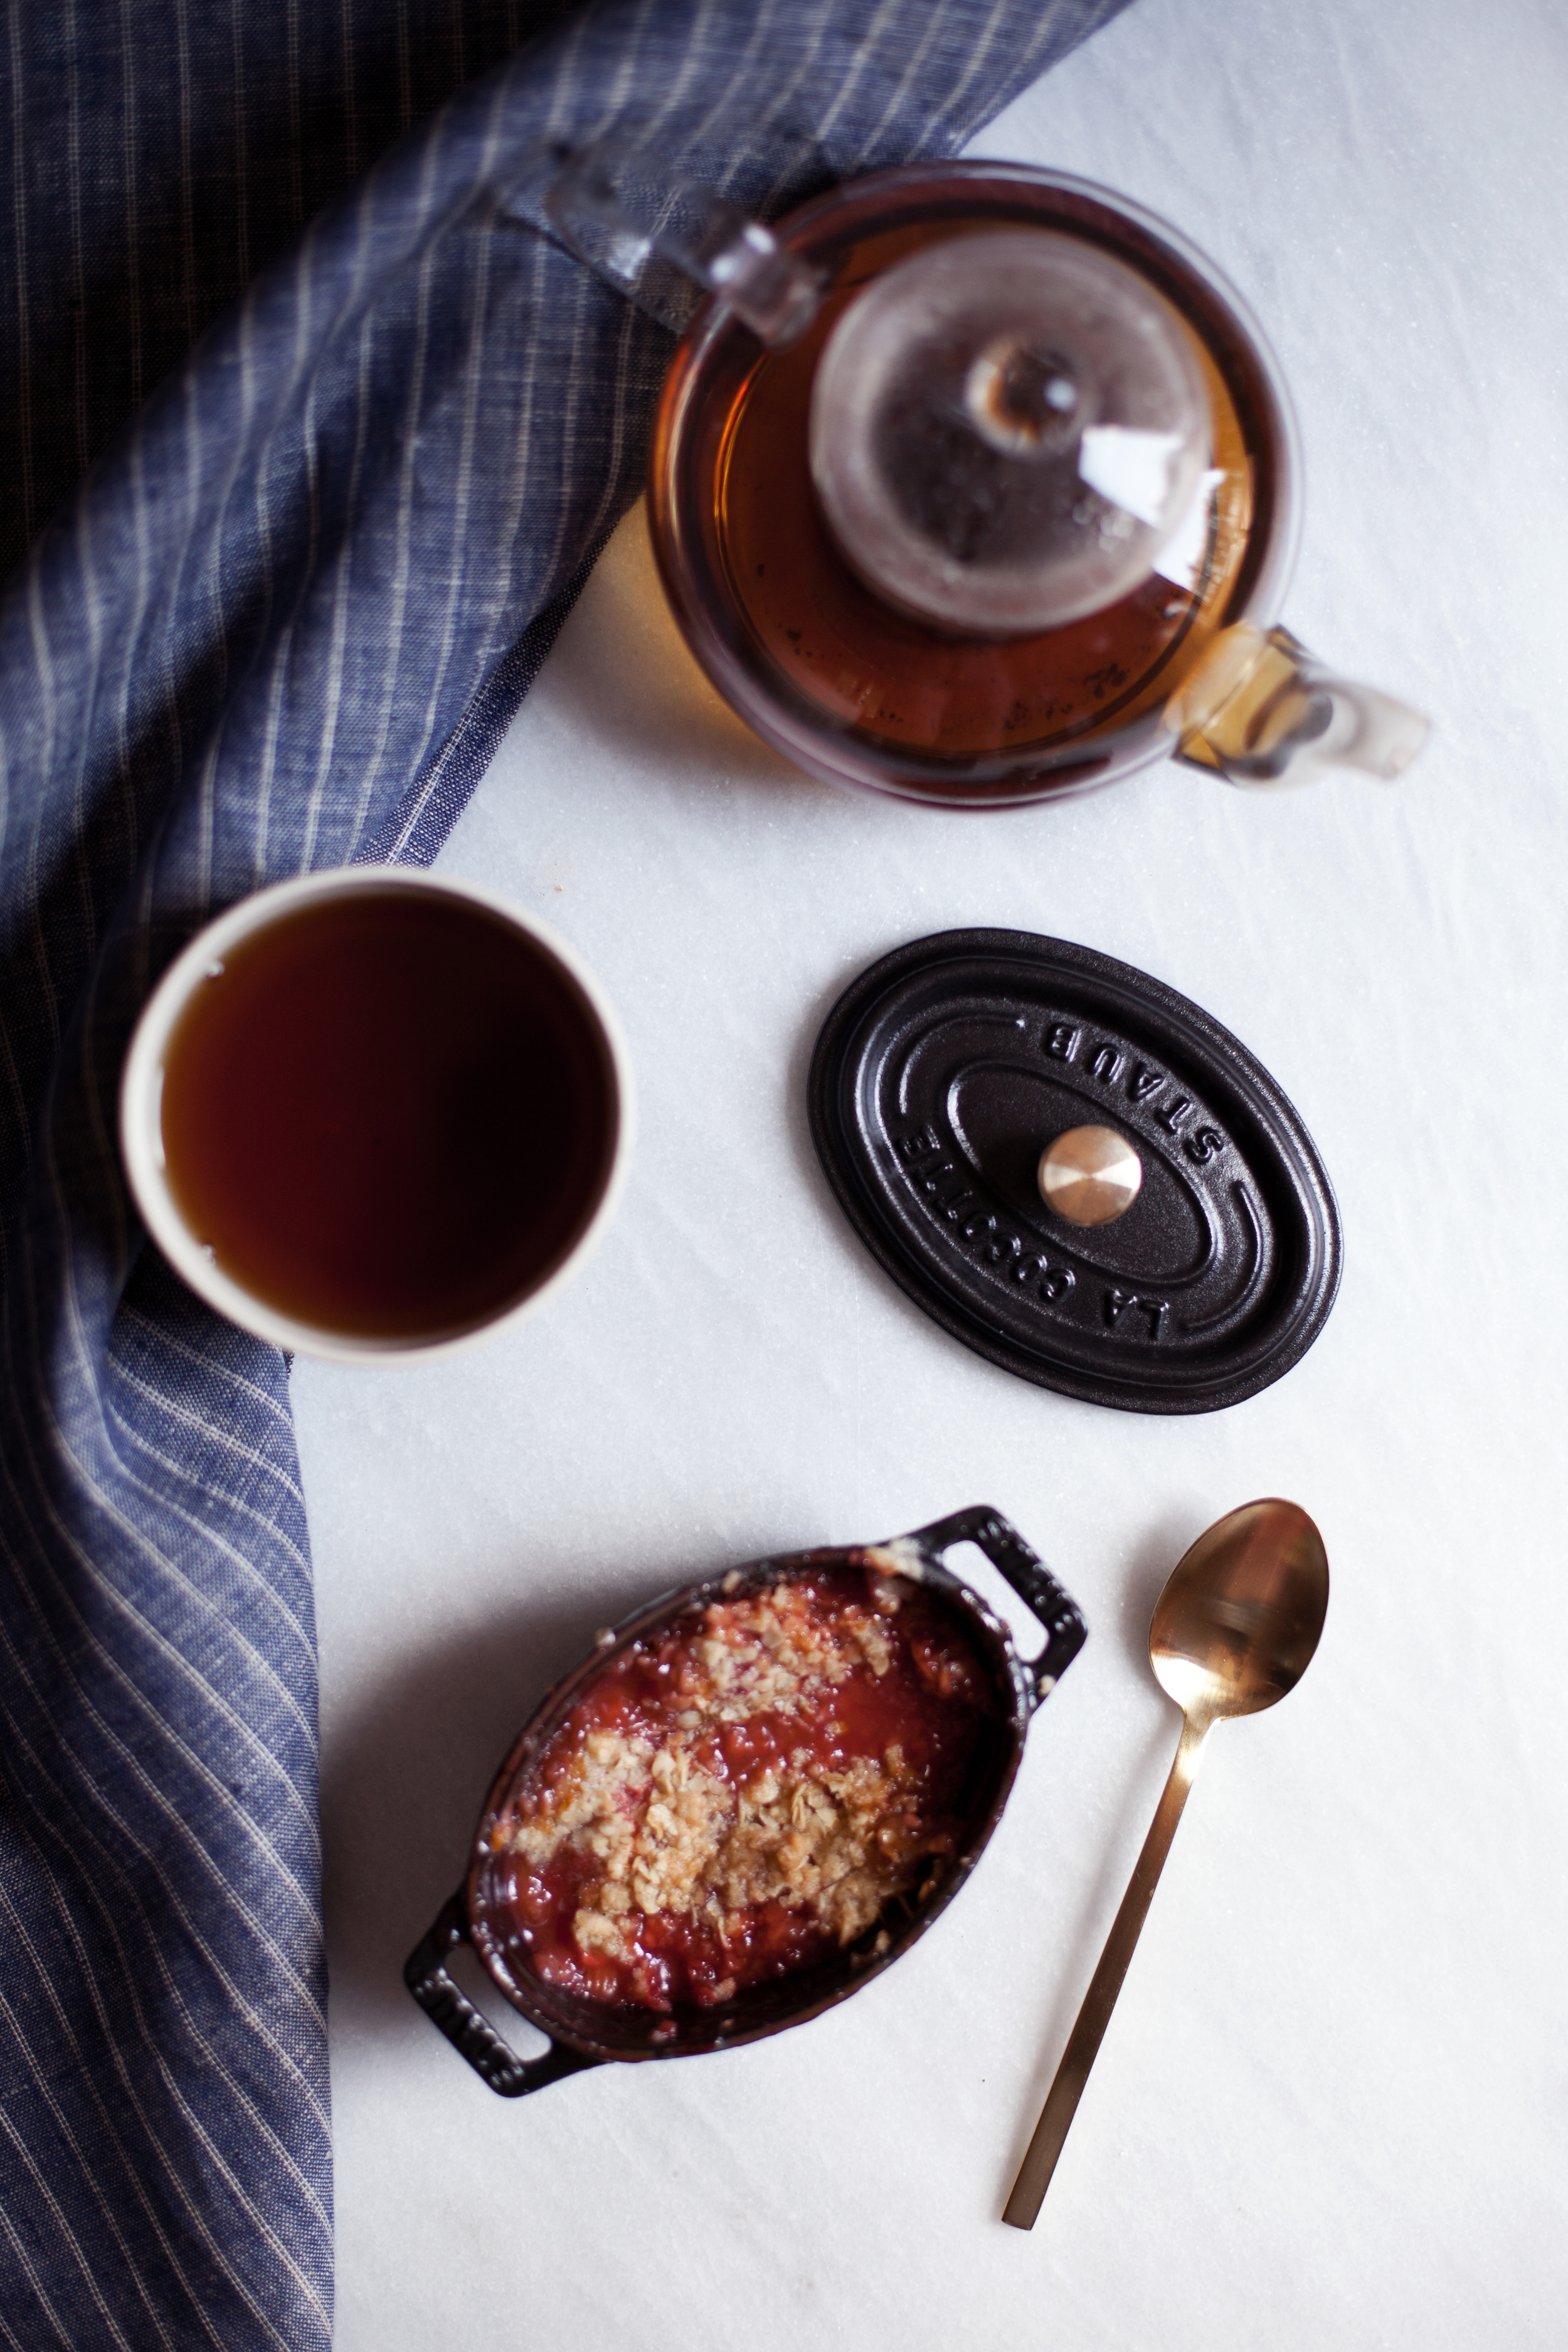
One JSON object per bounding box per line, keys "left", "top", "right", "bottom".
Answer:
{"left": 0, "top": 1, "right": 1131, "bottom": 2340}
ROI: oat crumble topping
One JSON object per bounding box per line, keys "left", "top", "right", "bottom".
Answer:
{"left": 501, "top": 1566, "right": 993, "bottom": 2013}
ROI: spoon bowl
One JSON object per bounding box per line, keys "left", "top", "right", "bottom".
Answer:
{"left": 1151, "top": 1498, "right": 1329, "bottom": 1722}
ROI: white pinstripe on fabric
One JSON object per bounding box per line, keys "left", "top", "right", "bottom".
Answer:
{"left": 0, "top": 1714, "right": 327, "bottom": 2342}
{"left": 1, "top": 1651, "right": 330, "bottom": 2131}
{"left": 4, "top": 0, "right": 35, "bottom": 548}
{"left": 173, "top": 0, "right": 196, "bottom": 347}
{"left": 0, "top": 1484, "right": 326, "bottom": 2011}
{"left": 0, "top": 1884, "right": 194, "bottom": 2349}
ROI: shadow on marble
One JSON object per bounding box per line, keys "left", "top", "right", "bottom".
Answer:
{"left": 1111, "top": 1509, "right": 1202, "bottom": 1678}
{"left": 541, "top": 501, "right": 831, "bottom": 815}
{"left": 321, "top": 1552, "right": 680, "bottom": 2033}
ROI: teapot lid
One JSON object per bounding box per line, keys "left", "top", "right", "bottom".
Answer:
{"left": 808, "top": 230, "right": 1210, "bottom": 636}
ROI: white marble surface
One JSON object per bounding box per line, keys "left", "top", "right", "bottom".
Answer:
{"left": 295, "top": 1, "right": 1568, "bottom": 2342}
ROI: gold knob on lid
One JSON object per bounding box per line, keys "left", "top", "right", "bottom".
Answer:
{"left": 1037, "top": 1125, "right": 1142, "bottom": 1226}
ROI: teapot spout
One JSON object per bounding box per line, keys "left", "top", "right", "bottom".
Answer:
{"left": 1167, "top": 622, "right": 1429, "bottom": 788}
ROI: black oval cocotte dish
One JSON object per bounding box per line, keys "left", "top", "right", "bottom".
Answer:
{"left": 405, "top": 1507, "right": 1084, "bottom": 2095}
{"left": 808, "top": 930, "right": 1341, "bottom": 1414}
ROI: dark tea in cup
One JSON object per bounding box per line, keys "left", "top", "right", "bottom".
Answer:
{"left": 121, "top": 871, "right": 632, "bottom": 1359}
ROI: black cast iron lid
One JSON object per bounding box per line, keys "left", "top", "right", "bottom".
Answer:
{"left": 808, "top": 930, "right": 1340, "bottom": 1414}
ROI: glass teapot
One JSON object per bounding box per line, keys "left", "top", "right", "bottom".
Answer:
{"left": 534, "top": 148, "right": 1428, "bottom": 810}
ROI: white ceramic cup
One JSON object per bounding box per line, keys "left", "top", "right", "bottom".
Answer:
{"left": 119, "top": 866, "right": 635, "bottom": 1362}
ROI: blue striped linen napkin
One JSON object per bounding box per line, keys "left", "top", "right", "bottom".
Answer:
{"left": 0, "top": 1, "right": 1131, "bottom": 2342}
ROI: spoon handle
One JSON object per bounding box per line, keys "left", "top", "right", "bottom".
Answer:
{"left": 1003, "top": 1712, "right": 1210, "bottom": 2228}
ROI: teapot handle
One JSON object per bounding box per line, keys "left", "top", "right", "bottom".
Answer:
{"left": 1166, "top": 621, "right": 1430, "bottom": 788}
{"left": 528, "top": 142, "right": 824, "bottom": 347}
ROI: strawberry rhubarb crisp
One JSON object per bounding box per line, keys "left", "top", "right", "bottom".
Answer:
{"left": 496, "top": 1562, "right": 997, "bottom": 2014}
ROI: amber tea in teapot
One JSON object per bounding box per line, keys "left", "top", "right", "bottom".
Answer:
{"left": 543, "top": 156, "right": 1426, "bottom": 808}
{"left": 687, "top": 185, "right": 1268, "bottom": 800}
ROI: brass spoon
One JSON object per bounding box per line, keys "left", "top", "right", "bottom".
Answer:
{"left": 1003, "top": 1498, "right": 1329, "bottom": 2229}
